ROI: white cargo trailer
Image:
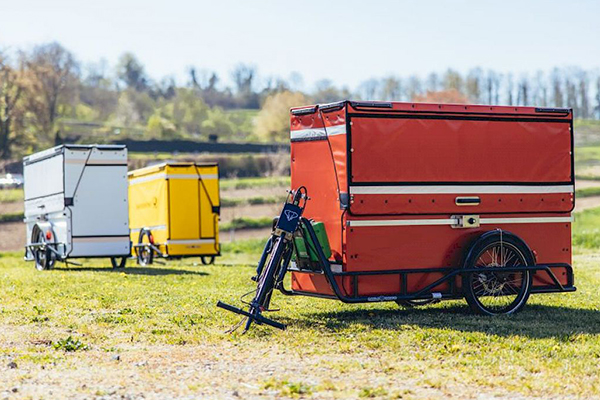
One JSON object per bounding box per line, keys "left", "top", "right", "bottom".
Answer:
{"left": 23, "top": 144, "right": 130, "bottom": 270}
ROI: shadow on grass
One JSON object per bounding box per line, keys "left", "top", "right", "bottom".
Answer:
{"left": 293, "top": 303, "right": 600, "bottom": 339}
{"left": 54, "top": 266, "right": 209, "bottom": 276}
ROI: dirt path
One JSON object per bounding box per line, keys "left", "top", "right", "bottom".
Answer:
{"left": 575, "top": 196, "right": 600, "bottom": 212}
{"left": 221, "top": 203, "right": 280, "bottom": 223}
{"left": 0, "top": 222, "right": 24, "bottom": 252}
{"left": 576, "top": 180, "right": 600, "bottom": 189}
{"left": 0, "top": 325, "right": 562, "bottom": 400}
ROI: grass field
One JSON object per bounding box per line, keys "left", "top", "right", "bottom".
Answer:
{"left": 1, "top": 240, "right": 599, "bottom": 399}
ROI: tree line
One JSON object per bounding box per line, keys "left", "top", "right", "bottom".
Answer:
{"left": 1, "top": 41, "right": 599, "bottom": 159}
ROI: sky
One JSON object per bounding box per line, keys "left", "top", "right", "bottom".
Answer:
{"left": 0, "top": 0, "right": 599, "bottom": 90}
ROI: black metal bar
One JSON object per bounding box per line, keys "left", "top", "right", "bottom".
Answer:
{"left": 216, "top": 301, "right": 286, "bottom": 330}
{"left": 296, "top": 224, "right": 575, "bottom": 304}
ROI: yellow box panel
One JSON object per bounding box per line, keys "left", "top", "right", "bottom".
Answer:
{"left": 128, "top": 163, "right": 220, "bottom": 258}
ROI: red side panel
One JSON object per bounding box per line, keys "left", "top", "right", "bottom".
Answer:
{"left": 289, "top": 102, "right": 573, "bottom": 299}
{"left": 290, "top": 107, "right": 347, "bottom": 260}
{"left": 351, "top": 118, "right": 571, "bottom": 183}
{"left": 349, "top": 115, "right": 573, "bottom": 215}
{"left": 345, "top": 216, "right": 571, "bottom": 295}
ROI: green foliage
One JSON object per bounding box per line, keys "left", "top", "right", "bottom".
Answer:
{"left": 573, "top": 206, "right": 600, "bottom": 248}
{"left": 221, "top": 238, "right": 266, "bottom": 255}
{"left": 221, "top": 217, "right": 272, "bottom": 231}
{"left": 220, "top": 176, "right": 290, "bottom": 190}
{"left": 53, "top": 336, "right": 89, "bottom": 352}
{"left": 254, "top": 91, "right": 308, "bottom": 142}
{"left": 575, "top": 186, "right": 600, "bottom": 198}
{"left": 221, "top": 195, "right": 286, "bottom": 207}
{"left": 0, "top": 189, "right": 23, "bottom": 203}
{"left": 0, "top": 212, "right": 23, "bottom": 223}
{"left": 263, "top": 379, "right": 313, "bottom": 396}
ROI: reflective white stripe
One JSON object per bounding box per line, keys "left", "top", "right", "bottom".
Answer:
{"left": 65, "top": 159, "right": 125, "bottom": 165}
{"left": 479, "top": 216, "right": 573, "bottom": 224}
{"left": 348, "top": 216, "right": 573, "bottom": 227}
{"left": 166, "top": 239, "right": 216, "bottom": 245}
{"left": 129, "top": 173, "right": 218, "bottom": 185}
{"left": 350, "top": 185, "right": 574, "bottom": 195}
{"left": 130, "top": 225, "right": 167, "bottom": 233}
{"left": 290, "top": 124, "right": 346, "bottom": 140}
{"left": 349, "top": 219, "right": 455, "bottom": 227}
{"left": 72, "top": 236, "right": 130, "bottom": 243}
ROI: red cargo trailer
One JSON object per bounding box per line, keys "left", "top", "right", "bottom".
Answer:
{"left": 288, "top": 100, "right": 575, "bottom": 315}
{"left": 218, "top": 100, "right": 576, "bottom": 331}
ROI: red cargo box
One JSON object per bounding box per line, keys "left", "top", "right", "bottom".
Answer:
{"left": 290, "top": 101, "right": 574, "bottom": 310}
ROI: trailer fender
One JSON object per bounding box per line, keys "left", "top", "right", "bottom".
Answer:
{"left": 463, "top": 230, "right": 536, "bottom": 268}
{"left": 31, "top": 221, "right": 55, "bottom": 243}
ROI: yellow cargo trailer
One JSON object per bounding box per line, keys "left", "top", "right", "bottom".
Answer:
{"left": 128, "top": 163, "right": 220, "bottom": 265}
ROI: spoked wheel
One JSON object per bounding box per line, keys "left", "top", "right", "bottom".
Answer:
{"left": 111, "top": 257, "right": 127, "bottom": 269}
{"left": 396, "top": 299, "right": 441, "bottom": 308}
{"left": 137, "top": 230, "right": 154, "bottom": 266}
{"left": 463, "top": 232, "right": 533, "bottom": 315}
{"left": 201, "top": 256, "right": 215, "bottom": 265}
{"left": 244, "top": 235, "right": 288, "bottom": 331}
{"left": 33, "top": 229, "right": 55, "bottom": 271}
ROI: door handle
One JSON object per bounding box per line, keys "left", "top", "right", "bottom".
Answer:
{"left": 455, "top": 196, "right": 480, "bottom": 206}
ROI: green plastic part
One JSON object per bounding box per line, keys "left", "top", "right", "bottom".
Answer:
{"left": 294, "top": 221, "right": 332, "bottom": 262}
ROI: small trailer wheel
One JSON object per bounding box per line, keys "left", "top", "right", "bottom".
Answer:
{"left": 32, "top": 228, "right": 55, "bottom": 271}
{"left": 137, "top": 229, "right": 154, "bottom": 266}
{"left": 111, "top": 257, "right": 127, "bottom": 269}
{"left": 201, "top": 256, "right": 215, "bottom": 265}
{"left": 462, "top": 232, "right": 533, "bottom": 315}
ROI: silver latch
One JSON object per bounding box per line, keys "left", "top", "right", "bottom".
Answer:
{"left": 451, "top": 215, "right": 480, "bottom": 229}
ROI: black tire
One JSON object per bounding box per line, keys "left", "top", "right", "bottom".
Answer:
{"left": 137, "top": 230, "right": 154, "bottom": 266}
{"left": 33, "top": 228, "right": 55, "bottom": 271}
{"left": 462, "top": 231, "right": 533, "bottom": 315}
{"left": 396, "top": 299, "right": 441, "bottom": 308}
{"left": 201, "top": 256, "right": 215, "bottom": 265}
{"left": 111, "top": 257, "right": 127, "bottom": 269}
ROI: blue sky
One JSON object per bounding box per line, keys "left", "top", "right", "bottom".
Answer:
{"left": 0, "top": 0, "right": 598, "bottom": 89}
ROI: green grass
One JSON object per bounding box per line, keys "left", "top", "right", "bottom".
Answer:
{"left": 220, "top": 176, "right": 290, "bottom": 190}
{"left": 0, "top": 188, "right": 23, "bottom": 203}
{"left": 221, "top": 195, "right": 286, "bottom": 207}
{"left": 221, "top": 217, "right": 272, "bottom": 231}
{"left": 0, "top": 212, "right": 23, "bottom": 223}
{"left": 573, "top": 206, "right": 600, "bottom": 248}
{"left": 575, "top": 186, "right": 600, "bottom": 198}
{"left": 0, "top": 251, "right": 598, "bottom": 398}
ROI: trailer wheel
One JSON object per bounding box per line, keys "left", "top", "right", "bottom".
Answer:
{"left": 111, "top": 257, "right": 127, "bottom": 269}
{"left": 462, "top": 232, "right": 533, "bottom": 315}
{"left": 32, "top": 228, "right": 55, "bottom": 271}
{"left": 137, "top": 229, "right": 154, "bottom": 266}
{"left": 396, "top": 299, "right": 440, "bottom": 308}
{"left": 201, "top": 256, "right": 215, "bottom": 265}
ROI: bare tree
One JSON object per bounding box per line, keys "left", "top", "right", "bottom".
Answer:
{"left": 357, "top": 78, "right": 380, "bottom": 100}
{"left": 406, "top": 75, "right": 423, "bottom": 101}
{"left": 517, "top": 75, "right": 529, "bottom": 105}
{"left": 578, "top": 70, "right": 589, "bottom": 118}
{"left": 380, "top": 76, "right": 403, "bottom": 101}
{"left": 443, "top": 69, "right": 462, "bottom": 92}
{"left": 0, "top": 52, "right": 24, "bottom": 158}
{"left": 505, "top": 73, "right": 515, "bottom": 105}
{"left": 595, "top": 76, "right": 600, "bottom": 119}
{"left": 551, "top": 69, "right": 564, "bottom": 108}
{"left": 565, "top": 77, "right": 578, "bottom": 114}
{"left": 24, "top": 42, "right": 79, "bottom": 138}
{"left": 465, "top": 68, "right": 482, "bottom": 103}
{"left": 426, "top": 72, "right": 440, "bottom": 93}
